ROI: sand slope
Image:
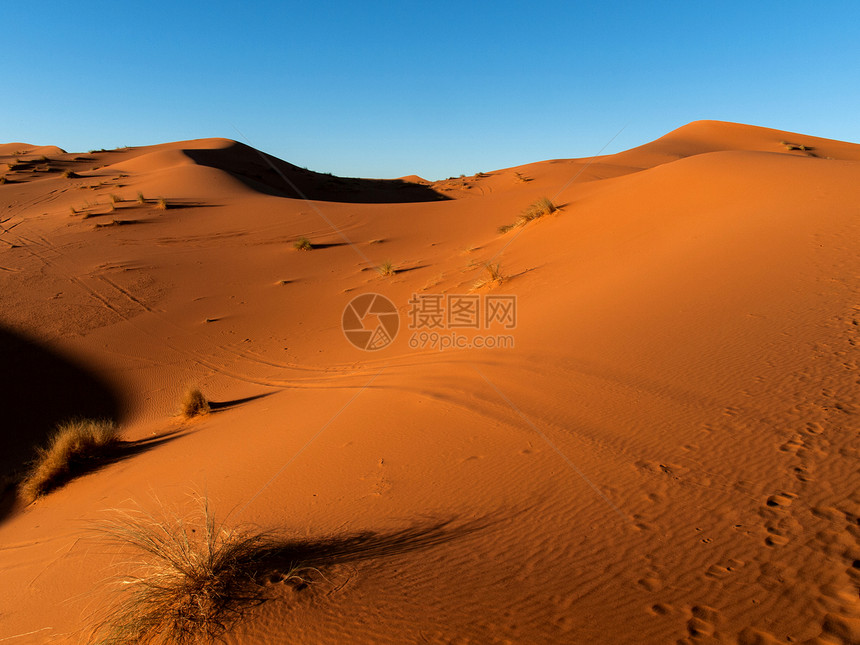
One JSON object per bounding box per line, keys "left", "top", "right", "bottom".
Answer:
{"left": 0, "top": 121, "right": 857, "bottom": 644}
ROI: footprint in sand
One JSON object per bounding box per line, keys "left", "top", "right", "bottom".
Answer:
{"left": 684, "top": 605, "right": 720, "bottom": 640}
{"left": 765, "top": 492, "right": 796, "bottom": 509}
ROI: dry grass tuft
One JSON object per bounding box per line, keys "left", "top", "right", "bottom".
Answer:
{"left": 20, "top": 419, "right": 119, "bottom": 502}
{"left": 293, "top": 236, "right": 313, "bottom": 251}
{"left": 377, "top": 260, "right": 396, "bottom": 277}
{"left": 90, "top": 498, "right": 311, "bottom": 645}
{"left": 181, "top": 389, "right": 210, "bottom": 419}
{"left": 156, "top": 198, "right": 168, "bottom": 211}
{"left": 520, "top": 196, "right": 557, "bottom": 222}
{"left": 136, "top": 192, "right": 146, "bottom": 205}
{"left": 498, "top": 196, "right": 557, "bottom": 233}
{"left": 473, "top": 262, "right": 506, "bottom": 289}
{"left": 62, "top": 168, "right": 80, "bottom": 179}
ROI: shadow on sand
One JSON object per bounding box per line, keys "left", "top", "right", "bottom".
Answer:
{"left": 91, "top": 513, "right": 490, "bottom": 641}
{"left": 0, "top": 323, "right": 124, "bottom": 476}
{"left": 184, "top": 142, "right": 450, "bottom": 204}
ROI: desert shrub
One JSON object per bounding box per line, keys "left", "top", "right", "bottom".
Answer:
{"left": 91, "top": 498, "right": 307, "bottom": 645}
{"left": 377, "top": 260, "right": 396, "bottom": 276}
{"left": 181, "top": 389, "right": 210, "bottom": 419}
{"left": 20, "top": 419, "right": 119, "bottom": 502}
{"left": 293, "top": 237, "right": 313, "bottom": 251}
{"left": 473, "top": 262, "right": 505, "bottom": 289}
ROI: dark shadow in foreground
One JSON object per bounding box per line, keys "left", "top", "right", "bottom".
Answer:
{"left": 0, "top": 323, "right": 124, "bottom": 476}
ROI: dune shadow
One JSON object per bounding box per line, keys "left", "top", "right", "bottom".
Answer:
{"left": 184, "top": 143, "right": 451, "bottom": 204}
{"left": 0, "top": 323, "right": 124, "bottom": 476}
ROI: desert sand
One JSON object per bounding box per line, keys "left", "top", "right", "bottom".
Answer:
{"left": 0, "top": 120, "right": 858, "bottom": 644}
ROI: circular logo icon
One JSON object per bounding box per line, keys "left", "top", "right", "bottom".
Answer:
{"left": 342, "top": 293, "right": 399, "bottom": 351}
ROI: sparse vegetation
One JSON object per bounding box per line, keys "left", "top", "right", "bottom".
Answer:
{"left": 91, "top": 497, "right": 312, "bottom": 645}
{"left": 473, "top": 262, "right": 506, "bottom": 289}
{"left": 293, "top": 236, "right": 313, "bottom": 251}
{"left": 521, "top": 196, "right": 557, "bottom": 220}
{"left": 156, "top": 198, "right": 168, "bottom": 211}
{"left": 62, "top": 169, "right": 79, "bottom": 179}
{"left": 780, "top": 140, "right": 813, "bottom": 152}
{"left": 181, "top": 389, "right": 210, "bottom": 419}
{"left": 514, "top": 172, "right": 532, "bottom": 183}
{"left": 498, "top": 196, "right": 558, "bottom": 232}
{"left": 109, "top": 193, "right": 121, "bottom": 205}
{"left": 377, "top": 260, "right": 396, "bottom": 276}
{"left": 20, "top": 419, "right": 120, "bottom": 502}
{"left": 137, "top": 192, "right": 146, "bottom": 205}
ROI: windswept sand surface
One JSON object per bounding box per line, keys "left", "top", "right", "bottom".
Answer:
{"left": 0, "top": 121, "right": 858, "bottom": 644}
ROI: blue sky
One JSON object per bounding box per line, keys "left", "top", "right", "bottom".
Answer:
{"left": 3, "top": 2, "right": 859, "bottom": 179}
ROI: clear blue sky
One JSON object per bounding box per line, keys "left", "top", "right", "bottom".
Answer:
{"left": 3, "top": 2, "right": 859, "bottom": 179}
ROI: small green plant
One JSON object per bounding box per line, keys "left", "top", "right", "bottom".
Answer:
{"left": 473, "top": 262, "right": 505, "bottom": 289}
{"left": 181, "top": 389, "right": 210, "bottom": 419}
{"left": 20, "top": 419, "right": 120, "bottom": 502}
{"left": 377, "top": 260, "right": 396, "bottom": 277}
{"left": 293, "top": 237, "right": 313, "bottom": 251}
{"left": 137, "top": 192, "right": 146, "bottom": 205}
{"left": 109, "top": 193, "right": 121, "bottom": 205}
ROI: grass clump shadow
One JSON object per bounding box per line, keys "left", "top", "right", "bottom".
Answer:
{"left": 181, "top": 389, "right": 210, "bottom": 419}
{"left": 89, "top": 496, "right": 486, "bottom": 644}
{"left": 293, "top": 236, "right": 313, "bottom": 251}
{"left": 20, "top": 419, "right": 120, "bottom": 503}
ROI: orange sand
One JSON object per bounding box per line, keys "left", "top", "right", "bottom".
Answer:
{"left": 0, "top": 121, "right": 858, "bottom": 644}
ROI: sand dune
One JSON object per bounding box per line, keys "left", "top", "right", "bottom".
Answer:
{"left": 0, "top": 120, "right": 857, "bottom": 644}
